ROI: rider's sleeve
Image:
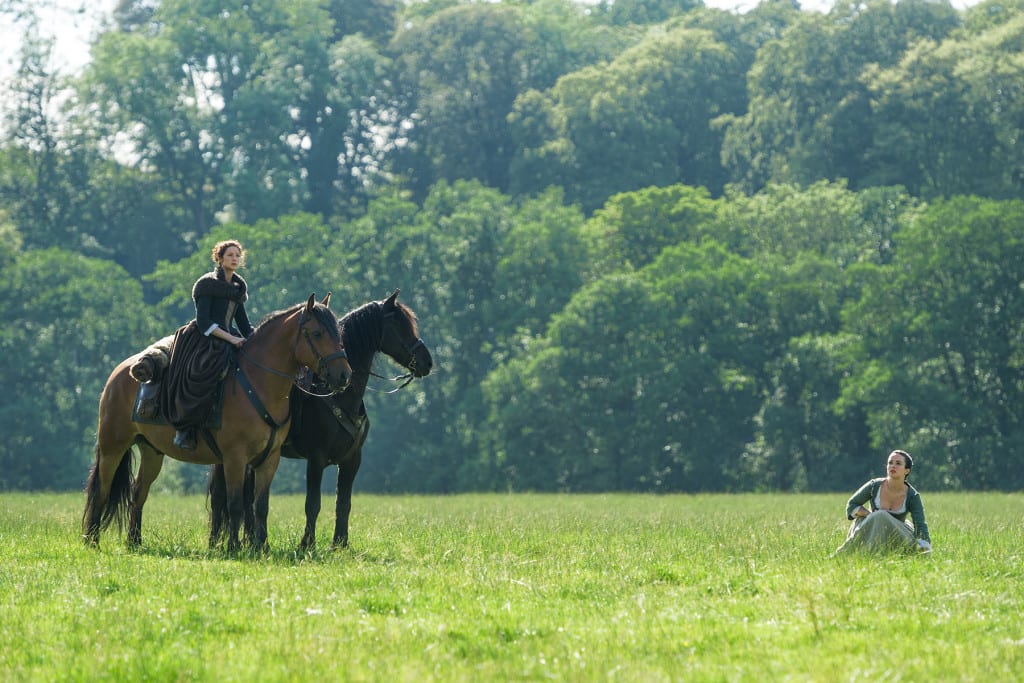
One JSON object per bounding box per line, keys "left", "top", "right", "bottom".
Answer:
{"left": 195, "top": 295, "right": 220, "bottom": 336}
{"left": 235, "top": 302, "right": 254, "bottom": 338}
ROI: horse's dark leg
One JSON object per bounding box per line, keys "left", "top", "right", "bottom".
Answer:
{"left": 333, "top": 449, "right": 362, "bottom": 548}
{"left": 249, "top": 454, "right": 280, "bottom": 552}
{"left": 243, "top": 465, "right": 256, "bottom": 547}
{"left": 207, "top": 465, "right": 228, "bottom": 549}
{"left": 299, "top": 459, "right": 325, "bottom": 550}
{"left": 251, "top": 481, "right": 270, "bottom": 553}
{"left": 222, "top": 459, "right": 248, "bottom": 554}
{"left": 82, "top": 443, "right": 134, "bottom": 547}
{"left": 128, "top": 445, "right": 164, "bottom": 548}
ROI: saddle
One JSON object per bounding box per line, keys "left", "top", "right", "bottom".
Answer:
{"left": 129, "top": 335, "right": 225, "bottom": 430}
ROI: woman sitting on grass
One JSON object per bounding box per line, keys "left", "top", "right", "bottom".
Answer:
{"left": 834, "top": 449, "right": 931, "bottom": 555}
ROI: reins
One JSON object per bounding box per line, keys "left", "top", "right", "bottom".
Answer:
{"left": 293, "top": 381, "right": 342, "bottom": 399}
{"left": 365, "top": 331, "right": 425, "bottom": 393}
{"left": 299, "top": 313, "right": 426, "bottom": 396}
{"left": 236, "top": 348, "right": 296, "bottom": 380}
{"left": 365, "top": 369, "right": 417, "bottom": 393}
{"left": 293, "top": 366, "right": 417, "bottom": 397}
{"left": 236, "top": 305, "right": 349, "bottom": 391}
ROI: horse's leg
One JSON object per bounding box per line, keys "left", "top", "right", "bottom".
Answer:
{"left": 249, "top": 453, "right": 281, "bottom": 552}
{"left": 299, "top": 459, "right": 325, "bottom": 550}
{"left": 209, "top": 464, "right": 257, "bottom": 551}
{"left": 250, "top": 473, "right": 269, "bottom": 552}
{"left": 127, "top": 444, "right": 164, "bottom": 547}
{"left": 207, "top": 465, "right": 228, "bottom": 549}
{"left": 332, "top": 449, "right": 362, "bottom": 548}
{"left": 222, "top": 458, "right": 248, "bottom": 554}
{"left": 82, "top": 441, "right": 135, "bottom": 547}
{"left": 242, "top": 465, "right": 256, "bottom": 547}
{"left": 209, "top": 465, "right": 259, "bottom": 550}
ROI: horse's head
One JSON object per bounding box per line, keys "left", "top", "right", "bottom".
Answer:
{"left": 379, "top": 289, "right": 433, "bottom": 378}
{"left": 297, "top": 293, "right": 352, "bottom": 391}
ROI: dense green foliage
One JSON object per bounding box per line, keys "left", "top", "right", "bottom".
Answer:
{"left": 2, "top": 492, "right": 1023, "bottom": 680}
{"left": 1, "top": 0, "right": 1022, "bottom": 493}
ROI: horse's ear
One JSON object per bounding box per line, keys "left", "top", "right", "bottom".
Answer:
{"left": 320, "top": 292, "right": 331, "bottom": 308}
{"left": 305, "top": 294, "right": 316, "bottom": 312}
{"left": 384, "top": 289, "right": 400, "bottom": 307}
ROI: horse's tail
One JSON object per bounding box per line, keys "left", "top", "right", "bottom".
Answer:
{"left": 207, "top": 464, "right": 228, "bottom": 547}
{"left": 82, "top": 443, "right": 134, "bottom": 542}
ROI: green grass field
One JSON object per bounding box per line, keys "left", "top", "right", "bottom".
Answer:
{"left": 1, "top": 491, "right": 1021, "bottom": 682}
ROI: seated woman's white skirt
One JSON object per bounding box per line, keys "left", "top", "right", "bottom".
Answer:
{"left": 834, "top": 510, "right": 916, "bottom": 554}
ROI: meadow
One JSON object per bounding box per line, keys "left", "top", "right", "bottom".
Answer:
{"left": 1, "top": 491, "right": 1021, "bottom": 682}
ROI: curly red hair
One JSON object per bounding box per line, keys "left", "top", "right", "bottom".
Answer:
{"left": 211, "top": 240, "right": 245, "bottom": 266}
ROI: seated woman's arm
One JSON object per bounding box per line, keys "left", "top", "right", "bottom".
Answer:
{"left": 845, "top": 480, "right": 875, "bottom": 520}
{"left": 908, "top": 489, "right": 931, "bottom": 548}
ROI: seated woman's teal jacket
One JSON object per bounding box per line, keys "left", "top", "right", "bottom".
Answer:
{"left": 846, "top": 478, "right": 930, "bottom": 543}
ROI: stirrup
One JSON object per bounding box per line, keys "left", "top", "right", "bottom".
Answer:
{"left": 173, "top": 429, "right": 197, "bottom": 451}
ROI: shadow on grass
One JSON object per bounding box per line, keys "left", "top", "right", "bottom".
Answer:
{"left": 117, "top": 539, "right": 342, "bottom": 563}
{"left": 103, "top": 535, "right": 400, "bottom": 567}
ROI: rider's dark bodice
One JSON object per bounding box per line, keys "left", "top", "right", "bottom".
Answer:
{"left": 192, "top": 267, "right": 253, "bottom": 338}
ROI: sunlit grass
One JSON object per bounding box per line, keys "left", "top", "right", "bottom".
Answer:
{"left": 1, "top": 492, "right": 1021, "bottom": 681}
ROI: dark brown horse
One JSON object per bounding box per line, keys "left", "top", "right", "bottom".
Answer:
{"left": 83, "top": 294, "right": 353, "bottom": 552}
{"left": 209, "top": 290, "right": 432, "bottom": 549}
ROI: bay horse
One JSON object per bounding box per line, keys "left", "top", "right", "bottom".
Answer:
{"left": 83, "top": 294, "right": 353, "bottom": 553}
{"left": 209, "top": 289, "right": 432, "bottom": 549}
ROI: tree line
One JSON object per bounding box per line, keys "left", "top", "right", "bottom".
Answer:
{"left": 1, "top": 0, "right": 1022, "bottom": 493}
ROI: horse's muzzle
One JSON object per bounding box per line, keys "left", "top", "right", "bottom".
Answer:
{"left": 319, "top": 350, "right": 352, "bottom": 392}
{"left": 409, "top": 338, "right": 433, "bottom": 377}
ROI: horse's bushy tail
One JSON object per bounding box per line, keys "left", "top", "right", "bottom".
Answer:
{"left": 82, "top": 443, "right": 134, "bottom": 541}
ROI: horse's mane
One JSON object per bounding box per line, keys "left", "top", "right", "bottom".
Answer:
{"left": 253, "top": 302, "right": 342, "bottom": 342}
{"left": 393, "top": 301, "right": 419, "bottom": 336}
{"left": 338, "top": 299, "right": 418, "bottom": 372}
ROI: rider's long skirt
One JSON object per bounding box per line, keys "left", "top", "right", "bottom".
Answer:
{"left": 160, "top": 321, "right": 231, "bottom": 431}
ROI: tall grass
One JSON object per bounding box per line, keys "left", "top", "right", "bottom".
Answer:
{"left": 1, "top": 492, "right": 1021, "bottom": 681}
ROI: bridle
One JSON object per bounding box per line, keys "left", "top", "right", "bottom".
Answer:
{"left": 366, "top": 311, "right": 426, "bottom": 393}
{"left": 291, "top": 306, "right": 427, "bottom": 397}
{"left": 299, "top": 309, "right": 349, "bottom": 380}
{"left": 238, "top": 306, "right": 348, "bottom": 391}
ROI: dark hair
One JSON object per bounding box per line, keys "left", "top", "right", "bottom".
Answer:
{"left": 890, "top": 449, "right": 913, "bottom": 478}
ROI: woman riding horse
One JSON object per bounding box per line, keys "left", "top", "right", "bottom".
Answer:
{"left": 165, "top": 240, "right": 254, "bottom": 451}
{"left": 83, "top": 294, "right": 352, "bottom": 552}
